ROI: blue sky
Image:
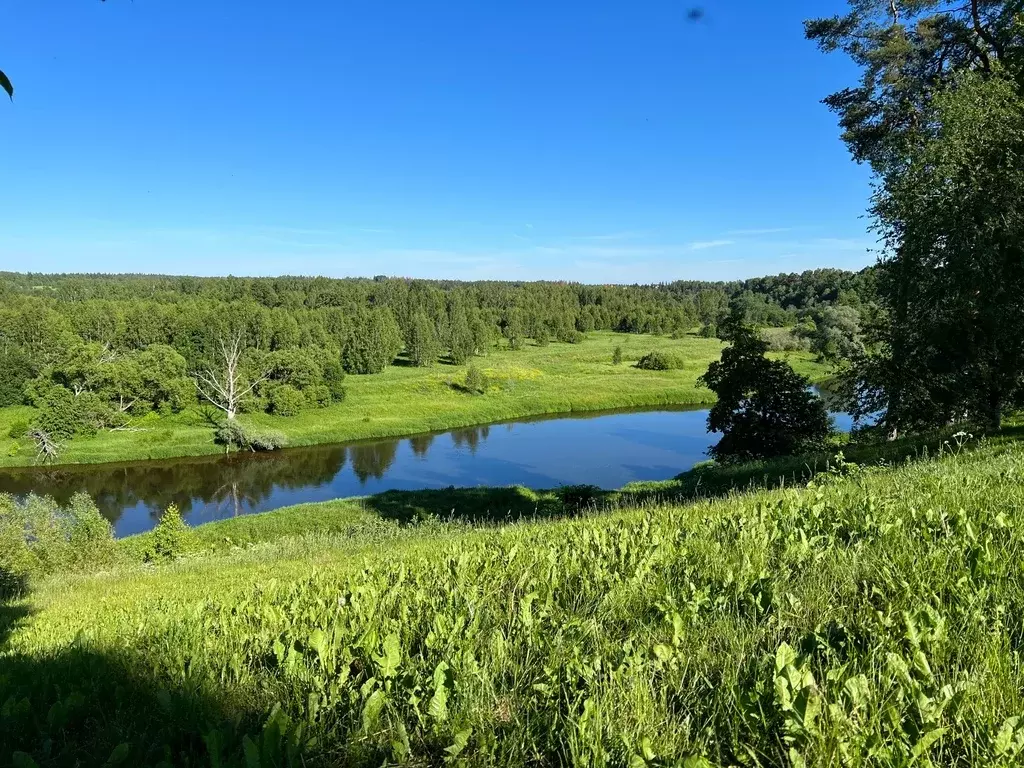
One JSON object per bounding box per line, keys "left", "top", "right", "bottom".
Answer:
{"left": 0, "top": 0, "right": 874, "bottom": 283}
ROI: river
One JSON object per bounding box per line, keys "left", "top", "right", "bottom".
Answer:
{"left": 0, "top": 405, "right": 861, "bottom": 538}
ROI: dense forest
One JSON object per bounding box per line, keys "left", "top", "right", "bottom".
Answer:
{"left": 0, "top": 268, "right": 874, "bottom": 451}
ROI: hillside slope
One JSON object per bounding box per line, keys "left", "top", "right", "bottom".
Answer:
{"left": 4, "top": 440, "right": 1024, "bottom": 766}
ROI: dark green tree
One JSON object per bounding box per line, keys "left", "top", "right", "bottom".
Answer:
{"left": 699, "top": 326, "right": 832, "bottom": 462}
{"left": 808, "top": 1, "right": 1024, "bottom": 432}
{"left": 407, "top": 311, "right": 441, "bottom": 367}
{"left": 448, "top": 307, "right": 475, "bottom": 365}
{"left": 342, "top": 307, "right": 403, "bottom": 375}
{"left": 612, "top": 346, "right": 623, "bottom": 365}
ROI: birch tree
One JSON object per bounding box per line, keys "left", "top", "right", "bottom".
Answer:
{"left": 193, "top": 334, "right": 267, "bottom": 420}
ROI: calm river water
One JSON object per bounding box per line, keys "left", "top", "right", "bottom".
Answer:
{"left": 0, "top": 406, "right": 860, "bottom": 537}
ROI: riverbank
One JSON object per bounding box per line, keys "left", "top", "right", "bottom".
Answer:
{"left": 0, "top": 332, "right": 829, "bottom": 468}
{"left": 4, "top": 430, "right": 1022, "bottom": 765}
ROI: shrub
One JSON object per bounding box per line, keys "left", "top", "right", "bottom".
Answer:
{"left": 636, "top": 352, "right": 684, "bottom": 371}
{"left": 323, "top": 359, "right": 347, "bottom": 402}
{"left": 556, "top": 484, "right": 604, "bottom": 510}
{"left": 305, "top": 383, "right": 333, "bottom": 409}
{"left": 559, "top": 329, "right": 585, "bottom": 344}
{"left": 146, "top": 504, "right": 196, "bottom": 562}
{"left": 534, "top": 328, "right": 550, "bottom": 347}
{"left": 699, "top": 323, "right": 717, "bottom": 338}
{"left": 0, "top": 492, "right": 115, "bottom": 591}
{"left": 215, "top": 420, "right": 287, "bottom": 452}
{"left": 464, "top": 365, "right": 486, "bottom": 394}
{"left": 7, "top": 419, "right": 28, "bottom": 440}
{"left": 270, "top": 385, "right": 306, "bottom": 416}
{"left": 612, "top": 346, "right": 623, "bottom": 365}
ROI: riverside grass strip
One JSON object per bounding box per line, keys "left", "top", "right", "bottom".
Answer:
{"left": 4, "top": 437, "right": 1024, "bottom": 766}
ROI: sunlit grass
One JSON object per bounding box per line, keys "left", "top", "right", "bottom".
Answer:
{"left": 4, "top": 436, "right": 1024, "bottom": 765}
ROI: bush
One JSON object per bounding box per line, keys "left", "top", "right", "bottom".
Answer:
{"left": 270, "top": 385, "right": 306, "bottom": 416}
{"left": 534, "top": 328, "right": 550, "bottom": 347}
{"left": 0, "top": 492, "right": 115, "bottom": 590}
{"left": 699, "top": 323, "right": 718, "bottom": 338}
{"left": 464, "top": 365, "right": 486, "bottom": 394}
{"left": 323, "top": 359, "right": 347, "bottom": 402}
{"left": 7, "top": 419, "right": 28, "bottom": 440}
{"left": 612, "top": 346, "right": 623, "bottom": 365}
{"left": 305, "top": 383, "right": 333, "bottom": 409}
{"left": 556, "top": 484, "right": 604, "bottom": 510}
{"left": 559, "top": 329, "right": 585, "bottom": 344}
{"left": 215, "top": 420, "right": 287, "bottom": 452}
{"left": 146, "top": 504, "right": 196, "bottom": 562}
{"left": 636, "top": 352, "right": 684, "bottom": 371}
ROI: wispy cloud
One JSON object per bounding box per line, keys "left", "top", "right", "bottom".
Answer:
{"left": 687, "top": 239, "right": 734, "bottom": 251}
{"left": 573, "top": 230, "right": 654, "bottom": 242}
{"left": 725, "top": 227, "right": 796, "bottom": 236}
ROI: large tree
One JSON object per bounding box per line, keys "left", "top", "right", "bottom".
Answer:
{"left": 808, "top": 0, "right": 1024, "bottom": 432}
{"left": 699, "top": 326, "right": 832, "bottom": 462}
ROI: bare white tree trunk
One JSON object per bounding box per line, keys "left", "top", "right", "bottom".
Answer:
{"left": 193, "top": 333, "right": 267, "bottom": 420}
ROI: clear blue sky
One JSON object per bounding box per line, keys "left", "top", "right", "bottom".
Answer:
{"left": 1, "top": 0, "right": 874, "bottom": 283}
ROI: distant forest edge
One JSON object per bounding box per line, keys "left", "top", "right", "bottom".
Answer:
{"left": 0, "top": 269, "right": 873, "bottom": 450}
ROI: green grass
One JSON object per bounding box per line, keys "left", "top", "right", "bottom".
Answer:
{"left": 4, "top": 433, "right": 1024, "bottom": 765}
{"left": 0, "top": 332, "right": 828, "bottom": 468}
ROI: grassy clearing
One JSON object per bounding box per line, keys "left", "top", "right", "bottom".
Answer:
{"left": 3, "top": 434, "right": 1024, "bottom": 766}
{"left": 0, "top": 332, "right": 827, "bottom": 468}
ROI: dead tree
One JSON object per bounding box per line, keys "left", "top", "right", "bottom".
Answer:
{"left": 31, "top": 429, "right": 61, "bottom": 464}
{"left": 193, "top": 334, "right": 268, "bottom": 421}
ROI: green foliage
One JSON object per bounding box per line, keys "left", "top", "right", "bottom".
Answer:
{"left": 342, "top": 307, "right": 403, "bottom": 374}
{"left": 700, "top": 325, "right": 832, "bottom": 462}
{"left": 269, "top": 384, "right": 306, "bottom": 416}
{"left": 448, "top": 307, "right": 475, "bottom": 365}
{"left": 463, "top": 365, "right": 486, "bottom": 394}
{"left": 7, "top": 419, "right": 28, "bottom": 440}
{"left": 29, "top": 385, "right": 108, "bottom": 440}
{"left": 407, "top": 311, "right": 441, "bottom": 367}
{"left": 859, "top": 71, "right": 1024, "bottom": 431}
{"left": 0, "top": 347, "right": 32, "bottom": 407}
{"left": 636, "top": 351, "right": 684, "bottom": 371}
{"left": 145, "top": 504, "right": 196, "bottom": 561}
{"left": 0, "top": 492, "right": 115, "bottom": 589}
{"left": 322, "top": 358, "right": 347, "bottom": 402}
{"left": 612, "top": 345, "right": 623, "bottom": 365}
{"left": 214, "top": 420, "right": 287, "bottom": 452}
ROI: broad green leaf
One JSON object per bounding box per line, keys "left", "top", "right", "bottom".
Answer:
{"left": 994, "top": 717, "right": 1021, "bottom": 756}
{"left": 375, "top": 632, "right": 401, "bottom": 678}
{"left": 12, "top": 753, "right": 39, "bottom": 768}
{"left": 242, "top": 736, "right": 260, "bottom": 768}
{"left": 911, "top": 727, "right": 946, "bottom": 760}
{"left": 105, "top": 743, "right": 131, "bottom": 766}
{"left": 444, "top": 728, "right": 472, "bottom": 757}
{"left": 362, "top": 689, "right": 386, "bottom": 733}
{"left": 428, "top": 661, "right": 450, "bottom": 722}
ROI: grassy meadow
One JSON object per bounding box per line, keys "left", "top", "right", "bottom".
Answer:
{"left": 4, "top": 432, "right": 1024, "bottom": 766}
{"left": 0, "top": 332, "right": 827, "bottom": 468}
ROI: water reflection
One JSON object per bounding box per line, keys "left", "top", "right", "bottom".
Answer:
{"left": 0, "top": 401, "right": 861, "bottom": 538}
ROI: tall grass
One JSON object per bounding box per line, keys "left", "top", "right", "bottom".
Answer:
{"left": 3, "top": 438, "right": 1024, "bottom": 765}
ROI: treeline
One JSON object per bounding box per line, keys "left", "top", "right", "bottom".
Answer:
{"left": 0, "top": 269, "right": 873, "bottom": 447}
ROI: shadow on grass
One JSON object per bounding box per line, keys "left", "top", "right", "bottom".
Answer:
{"left": 0, "top": 644, "right": 293, "bottom": 767}
{"left": 363, "top": 485, "right": 563, "bottom": 524}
